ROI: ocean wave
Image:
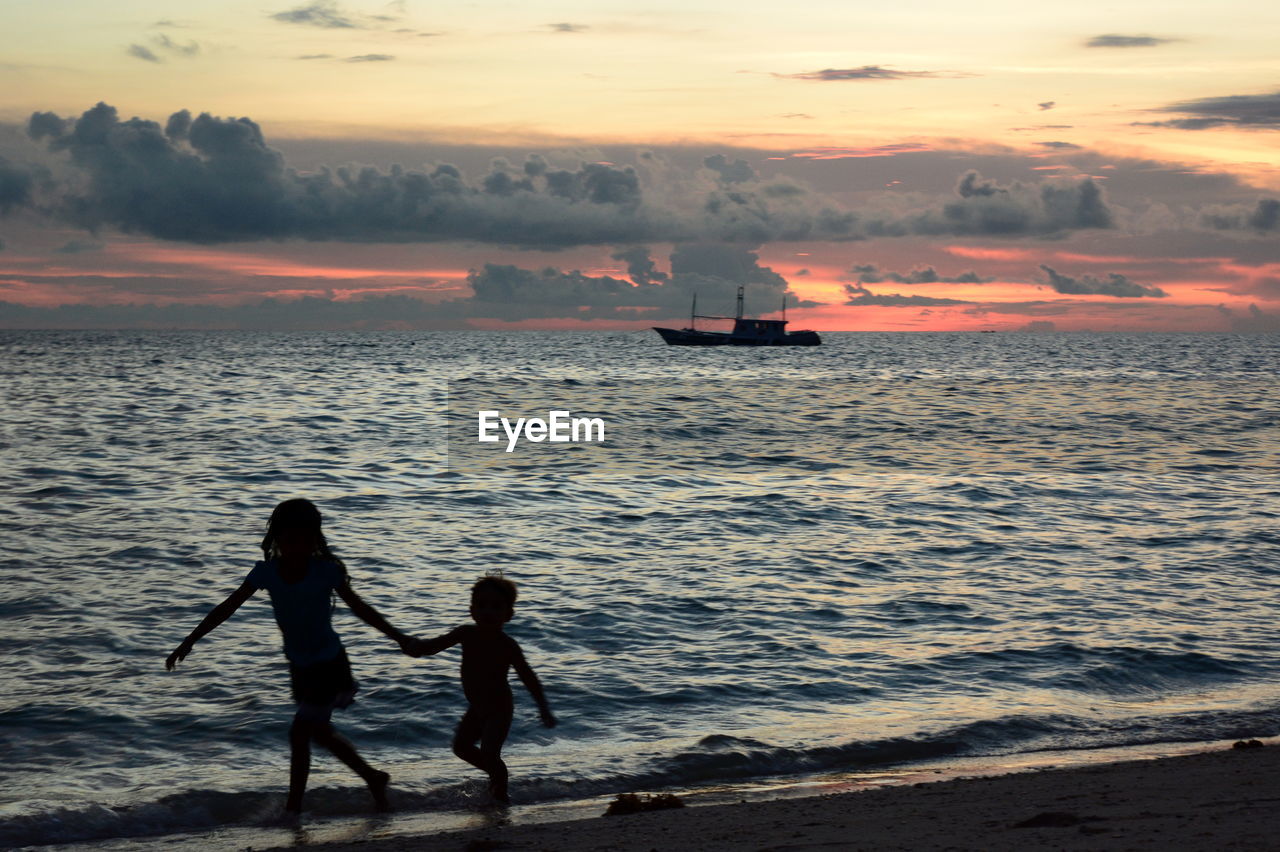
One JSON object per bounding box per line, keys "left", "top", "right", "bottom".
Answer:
{"left": 8, "top": 704, "right": 1280, "bottom": 847}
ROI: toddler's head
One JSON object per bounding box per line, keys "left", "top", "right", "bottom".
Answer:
{"left": 470, "top": 575, "right": 517, "bottom": 625}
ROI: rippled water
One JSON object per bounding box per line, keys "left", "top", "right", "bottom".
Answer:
{"left": 2, "top": 330, "right": 1279, "bottom": 846}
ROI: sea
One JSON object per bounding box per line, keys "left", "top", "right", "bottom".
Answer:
{"left": 2, "top": 329, "right": 1279, "bottom": 849}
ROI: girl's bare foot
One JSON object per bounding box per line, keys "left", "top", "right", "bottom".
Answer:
{"left": 367, "top": 769, "right": 391, "bottom": 811}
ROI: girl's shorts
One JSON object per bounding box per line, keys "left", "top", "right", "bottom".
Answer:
{"left": 289, "top": 649, "right": 358, "bottom": 720}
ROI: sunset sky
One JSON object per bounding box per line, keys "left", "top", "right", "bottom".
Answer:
{"left": 1, "top": 0, "right": 1277, "bottom": 330}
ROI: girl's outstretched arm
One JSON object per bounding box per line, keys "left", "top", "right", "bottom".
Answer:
{"left": 165, "top": 581, "right": 256, "bottom": 670}
{"left": 336, "top": 582, "right": 413, "bottom": 650}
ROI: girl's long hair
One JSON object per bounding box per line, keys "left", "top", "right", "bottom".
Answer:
{"left": 261, "top": 498, "right": 348, "bottom": 579}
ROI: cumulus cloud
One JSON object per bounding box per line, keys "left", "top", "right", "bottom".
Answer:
{"left": 611, "top": 246, "right": 667, "bottom": 285}
{"left": 345, "top": 54, "right": 395, "bottom": 62}
{"left": 22, "top": 103, "right": 668, "bottom": 246}
{"left": 1085, "top": 34, "right": 1173, "bottom": 48}
{"left": 1039, "top": 265, "right": 1167, "bottom": 297}
{"left": 1139, "top": 89, "right": 1280, "bottom": 129}
{"left": 1038, "top": 101, "right": 1056, "bottom": 111}
{"left": 1218, "top": 303, "right": 1280, "bottom": 332}
{"left": 851, "top": 263, "right": 991, "bottom": 284}
{"left": 1036, "top": 141, "right": 1081, "bottom": 150}
{"left": 14, "top": 103, "right": 1120, "bottom": 247}
{"left": 460, "top": 244, "right": 819, "bottom": 319}
{"left": 1200, "top": 199, "right": 1280, "bottom": 232}
{"left": 704, "top": 154, "right": 756, "bottom": 184}
{"left": 877, "top": 170, "right": 1112, "bottom": 237}
{"left": 450, "top": 244, "right": 818, "bottom": 320}
{"left": 779, "top": 66, "right": 946, "bottom": 81}
{"left": 0, "top": 156, "right": 37, "bottom": 213}
{"left": 0, "top": 245, "right": 819, "bottom": 327}
{"left": 549, "top": 23, "right": 588, "bottom": 33}
{"left": 843, "top": 283, "right": 971, "bottom": 306}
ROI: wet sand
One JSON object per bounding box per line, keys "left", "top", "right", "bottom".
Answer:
{"left": 284, "top": 741, "right": 1279, "bottom": 851}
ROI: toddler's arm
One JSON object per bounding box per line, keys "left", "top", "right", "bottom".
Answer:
{"left": 165, "top": 580, "right": 256, "bottom": 669}
{"left": 511, "top": 640, "right": 556, "bottom": 727}
{"left": 406, "top": 627, "right": 468, "bottom": 657}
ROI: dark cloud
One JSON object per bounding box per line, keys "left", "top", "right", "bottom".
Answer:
{"left": 0, "top": 245, "right": 820, "bottom": 328}
{"left": 455, "top": 244, "right": 817, "bottom": 320}
{"left": 1217, "top": 303, "right": 1280, "bottom": 332}
{"left": 14, "top": 103, "right": 1121, "bottom": 247}
{"left": 127, "top": 44, "right": 162, "bottom": 63}
{"left": 1085, "top": 34, "right": 1173, "bottom": 48}
{"left": 1036, "top": 141, "right": 1081, "bottom": 150}
{"left": 780, "top": 66, "right": 944, "bottom": 81}
{"left": 1139, "top": 90, "right": 1280, "bottom": 129}
{"left": 1201, "top": 199, "right": 1280, "bottom": 232}
{"left": 550, "top": 23, "right": 588, "bottom": 33}
{"left": 611, "top": 246, "right": 667, "bottom": 285}
{"left": 1039, "top": 265, "right": 1167, "bottom": 297}
{"left": 704, "top": 154, "right": 756, "bottom": 184}
{"left": 1016, "top": 320, "right": 1057, "bottom": 332}
{"left": 297, "top": 54, "right": 334, "bottom": 60}
{"left": 851, "top": 263, "right": 991, "bottom": 284}
{"left": 0, "top": 156, "right": 36, "bottom": 213}
{"left": 1038, "top": 101, "right": 1056, "bottom": 111}
{"left": 843, "top": 283, "right": 971, "bottom": 306}
{"left": 346, "top": 54, "right": 395, "bottom": 62}
{"left": 21, "top": 103, "right": 669, "bottom": 246}
{"left": 880, "top": 170, "right": 1113, "bottom": 237}
{"left": 270, "top": 1, "right": 356, "bottom": 28}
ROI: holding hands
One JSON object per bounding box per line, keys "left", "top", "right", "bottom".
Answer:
{"left": 400, "top": 636, "right": 428, "bottom": 657}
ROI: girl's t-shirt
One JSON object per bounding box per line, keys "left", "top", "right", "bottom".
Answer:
{"left": 246, "top": 557, "right": 345, "bottom": 667}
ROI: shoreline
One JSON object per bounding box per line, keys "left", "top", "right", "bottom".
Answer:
{"left": 272, "top": 740, "right": 1280, "bottom": 851}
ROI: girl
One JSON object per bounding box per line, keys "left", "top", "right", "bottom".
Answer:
{"left": 165, "top": 498, "right": 413, "bottom": 814}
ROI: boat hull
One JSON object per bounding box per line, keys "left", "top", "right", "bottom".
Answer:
{"left": 653, "top": 327, "right": 821, "bottom": 346}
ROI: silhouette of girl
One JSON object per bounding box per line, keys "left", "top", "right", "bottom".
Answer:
{"left": 166, "top": 498, "right": 413, "bottom": 814}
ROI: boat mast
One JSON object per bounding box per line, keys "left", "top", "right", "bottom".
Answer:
{"left": 782, "top": 293, "right": 787, "bottom": 322}
{"left": 736, "top": 285, "right": 744, "bottom": 320}
{"left": 690, "top": 293, "right": 697, "bottom": 330}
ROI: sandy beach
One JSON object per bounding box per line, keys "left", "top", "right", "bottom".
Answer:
{"left": 286, "top": 743, "right": 1280, "bottom": 851}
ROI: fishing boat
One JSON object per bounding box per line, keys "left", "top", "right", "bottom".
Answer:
{"left": 653, "top": 286, "right": 821, "bottom": 346}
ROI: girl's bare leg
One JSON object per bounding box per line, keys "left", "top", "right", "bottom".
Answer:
{"left": 312, "top": 724, "right": 390, "bottom": 810}
{"left": 286, "top": 717, "right": 312, "bottom": 813}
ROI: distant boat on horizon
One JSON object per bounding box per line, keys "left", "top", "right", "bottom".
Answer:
{"left": 653, "top": 286, "right": 821, "bottom": 346}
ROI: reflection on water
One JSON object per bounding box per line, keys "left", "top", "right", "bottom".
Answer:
{"left": 1, "top": 330, "right": 1279, "bottom": 846}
